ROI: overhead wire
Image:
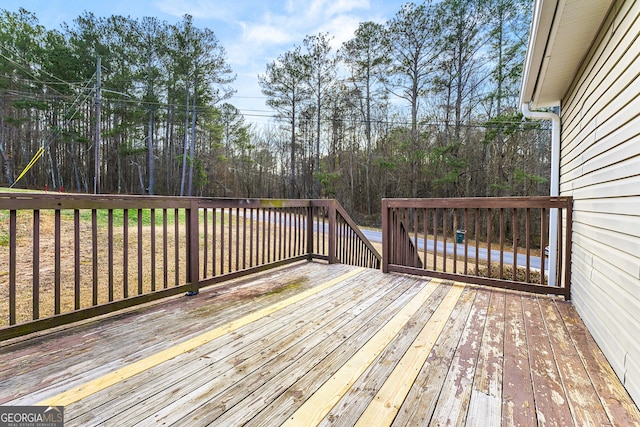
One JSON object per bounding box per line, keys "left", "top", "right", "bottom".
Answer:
{"left": 9, "top": 71, "right": 97, "bottom": 187}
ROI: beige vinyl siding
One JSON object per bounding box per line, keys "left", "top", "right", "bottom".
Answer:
{"left": 559, "top": 0, "right": 640, "bottom": 404}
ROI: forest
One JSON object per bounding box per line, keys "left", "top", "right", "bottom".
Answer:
{"left": 0, "top": 0, "right": 550, "bottom": 225}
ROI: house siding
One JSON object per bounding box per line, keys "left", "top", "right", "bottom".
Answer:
{"left": 560, "top": 0, "right": 640, "bottom": 404}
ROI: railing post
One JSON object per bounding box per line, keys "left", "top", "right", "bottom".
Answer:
{"left": 564, "top": 200, "right": 573, "bottom": 300}
{"left": 328, "top": 201, "right": 337, "bottom": 264}
{"left": 307, "top": 203, "right": 314, "bottom": 260}
{"left": 382, "top": 199, "right": 389, "bottom": 273}
{"left": 186, "top": 200, "right": 200, "bottom": 295}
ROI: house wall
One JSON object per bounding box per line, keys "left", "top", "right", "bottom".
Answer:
{"left": 560, "top": 0, "right": 640, "bottom": 405}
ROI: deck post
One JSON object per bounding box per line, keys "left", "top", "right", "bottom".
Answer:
{"left": 563, "top": 200, "right": 573, "bottom": 299}
{"left": 186, "top": 200, "right": 200, "bottom": 295}
{"left": 307, "top": 203, "right": 314, "bottom": 261}
{"left": 328, "top": 201, "right": 337, "bottom": 264}
{"left": 381, "top": 199, "right": 389, "bottom": 273}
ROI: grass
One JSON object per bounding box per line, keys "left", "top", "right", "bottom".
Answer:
{"left": 64, "top": 208, "right": 183, "bottom": 228}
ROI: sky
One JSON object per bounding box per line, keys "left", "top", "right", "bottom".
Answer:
{"left": 5, "top": 0, "right": 409, "bottom": 127}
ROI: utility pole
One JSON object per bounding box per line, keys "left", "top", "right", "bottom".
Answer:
{"left": 94, "top": 56, "right": 101, "bottom": 194}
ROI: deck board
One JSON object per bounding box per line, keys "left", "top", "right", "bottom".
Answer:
{"left": 1, "top": 262, "right": 639, "bottom": 426}
{"left": 429, "top": 288, "right": 490, "bottom": 426}
{"left": 391, "top": 288, "right": 477, "bottom": 426}
{"left": 502, "top": 292, "right": 536, "bottom": 427}
{"left": 522, "top": 295, "right": 574, "bottom": 425}
{"left": 466, "top": 290, "right": 505, "bottom": 426}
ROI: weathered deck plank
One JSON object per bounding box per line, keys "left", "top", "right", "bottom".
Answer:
{"left": 522, "top": 295, "right": 574, "bottom": 425}
{"left": 280, "top": 277, "right": 443, "bottom": 427}
{"left": 541, "top": 296, "right": 609, "bottom": 425}
{"left": 554, "top": 300, "right": 640, "bottom": 426}
{"left": 466, "top": 290, "right": 505, "bottom": 426}
{"left": 133, "top": 274, "right": 419, "bottom": 426}
{"left": 70, "top": 266, "right": 389, "bottom": 425}
{"left": 0, "top": 262, "right": 639, "bottom": 426}
{"left": 231, "top": 277, "right": 441, "bottom": 427}
{"left": 354, "top": 284, "right": 465, "bottom": 427}
{"left": 315, "top": 284, "right": 451, "bottom": 427}
{"left": 502, "top": 292, "right": 536, "bottom": 427}
{"left": 0, "top": 261, "right": 353, "bottom": 405}
{"left": 428, "top": 288, "right": 491, "bottom": 426}
{"left": 390, "top": 288, "right": 477, "bottom": 426}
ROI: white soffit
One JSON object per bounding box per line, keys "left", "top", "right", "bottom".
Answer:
{"left": 521, "top": 0, "right": 614, "bottom": 108}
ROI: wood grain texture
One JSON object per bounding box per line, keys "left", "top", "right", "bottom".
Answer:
{"left": 502, "top": 292, "right": 536, "bottom": 427}
{"left": 429, "top": 288, "right": 491, "bottom": 426}
{"left": 280, "top": 278, "right": 442, "bottom": 427}
{"left": 466, "top": 290, "right": 505, "bottom": 426}
{"left": 391, "top": 288, "right": 476, "bottom": 426}
{"left": 522, "top": 296, "right": 573, "bottom": 426}
{"left": 0, "top": 264, "right": 638, "bottom": 426}
{"left": 354, "top": 283, "right": 464, "bottom": 427}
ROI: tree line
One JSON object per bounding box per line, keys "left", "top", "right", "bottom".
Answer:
{"left": 0, "top": 0, "right": 549, "bottom": 225}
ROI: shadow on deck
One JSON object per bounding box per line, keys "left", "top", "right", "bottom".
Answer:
{"left": 1, "top": 262, "right": 638, "bottom": 426}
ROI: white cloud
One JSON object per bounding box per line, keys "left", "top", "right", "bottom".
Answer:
{"left": 325, "top": 0, "right": 371, "bottom": 16}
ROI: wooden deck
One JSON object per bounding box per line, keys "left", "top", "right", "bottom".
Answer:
{"left": 1, "top": 262, "right": 639, "bottom": 426}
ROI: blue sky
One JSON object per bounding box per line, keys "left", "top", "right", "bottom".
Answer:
{"left": 6, "top": 0, "right": 408, "bottom": 126}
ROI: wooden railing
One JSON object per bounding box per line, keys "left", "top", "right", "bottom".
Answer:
{"left": 0, "top": 194, "right": 380, "bottom": 340}
{"left": 382, "top": 197, "right": 573, "bottom": 299}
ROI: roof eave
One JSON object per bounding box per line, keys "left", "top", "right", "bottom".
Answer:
{"left": 520, "top": 0, "right": 615, "bottom": 110}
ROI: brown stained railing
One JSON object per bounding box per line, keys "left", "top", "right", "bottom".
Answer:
{"left": 382, "top": 197, "right": 573, "bottom": 299}
{"left": 0, "top": 194, "right": 380, "bottom": 340}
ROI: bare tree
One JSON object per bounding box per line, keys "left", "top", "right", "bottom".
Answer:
{"left": 259, "top": 46, "right": 310, "bottom": 198}
{"left": 341, "top": 21, "right": 389, "bottom": 214}
{"left": 302, "top": 33, "right": 337, "bottom": 198}
{"left": 386, "top": 1, "right": 443, "bottom": 197}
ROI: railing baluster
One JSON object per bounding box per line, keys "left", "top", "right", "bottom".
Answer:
{"left": 475, "top": 208, "right": 480, "bottom": 276}
{"left": 267, "top": 209, "right": 272, "bottom": 263}
{"left": 243, "top": 208, "right": 247, "bottom": 269}
{"left": 151, "top": 208, "right": 156, "bottom": 291}
{"left": 92, "top": 209, "right": 98, "bottom": 306}
{"left": 453, "top": 209, "right": 457, "bottom": 274}
{"left": 228, "top": 207, "right": 233, "bottom": 272}
{"left": 541, "top": 208, "right": 547, "bottom": 286}
{"left": 235, "top": 207, "right": 240, "bottom": 270}
{"left": 499, "top": 208, "right": 505, "bottom": 280}
{"left": 124, "top": 209, "right": 129, "bottom": 297}
{"left": 212, "top": 208, "right": 217, "bottom": 275}
{"left": 512, "top": 208, "right": 517, "bottom": 281}
{"left": 261, "top": 208, "right": 266, "bottom": 265}
{"left": 464, "top": 208, "right": 469, "bottom": 275}
{"left": 249, "top": 208, "right": 254, "bottom": 268}
{"left": 74, "top": 209, "right": 80, "bottom": 310}
{"left": 55, "top": 209, "right": 61, "bottom": 315}
{"left": 220, "top": 208, "right": 226, "bottom": 275}
{"left": 487, "top": 208, "right": 492, "bottom": 278}
{"left": 9, "top": 210, "right": 16, "bottom": 325}
{"left": 422, "top": 209, "right": 428, "bottom": 268}
{"left": 174, "top": 208, "right": 179, "bottom": 287}
{"left": 33, "top": 210, "right": 40, "bottom": 320}
{"left": 109, "top": 209, "right": 115, "bottom": 299}
{"left": 138, "top": 208, "right": 143, "bottom": 296}
{"left": 203, "top": 208, "right": 208, "bottom": 277}
{"left": 432, "top": 209, "right": 437, "bottom": 269}
{"left": 525, "top": 208, "right": 531, "bottom": 283}
{"left": 162, "top": 209, "right": 168, "bottom": 289}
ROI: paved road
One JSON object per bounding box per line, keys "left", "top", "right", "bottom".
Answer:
{"left": 229, "top": 210, "right": 548, "bottom": 272}
{"left": 359, "top": 228, "right": 548, "bottom": 271}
